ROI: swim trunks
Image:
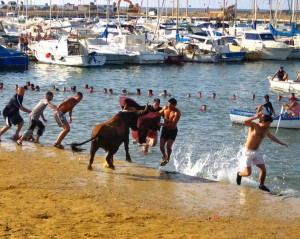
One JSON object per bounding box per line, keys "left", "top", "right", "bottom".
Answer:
{"left": 239, "top": 147, "right": 265, "bottom": 170}
{"left": 2, "top": 111, "right": 23, "bottom": 127}
{"left": 53, "top": 110, "right": 68, "bottom": 127}
{"left": 161, "top": 127, "right": 178, "bottom": 141}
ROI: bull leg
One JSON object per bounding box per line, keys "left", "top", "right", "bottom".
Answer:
{"left": 87, "top": 138, "right": 100, "bottom": 171}
{"left": 104, "top": 151, "right": 116, "bottom": 170}
{"left": 124, "top": 133, "right": 132, "bottom": 162}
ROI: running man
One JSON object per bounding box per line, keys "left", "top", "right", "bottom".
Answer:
{"left": 17, "top": 91, "right": 57, "bottom": 145}
{"left": 53, "top": 92, "right": 83, "bottom": 149}
{"left": 236, "top": 113, "right": 288, "bottom": 192}
{"left": 0, "top": 87, "right": 31, "bottom": 142}
{"left": 157, "top": 98, "right": 181, "bottom": 166}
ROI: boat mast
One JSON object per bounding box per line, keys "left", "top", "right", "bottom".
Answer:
{"left": 49, "top": 0, "right": 52, "bottom": 34}
{"left": 234, "top": 0, "right": 237, "bottom": 36}
{"left": 146, "top": 0, "right": 148, "bottom": 22}
{"left": 222, "top": 0, "right": 225, "bottom": 35}
{"left": 186, "top": 0, "right": 188, "bottom": 17}
{"left": 172, "top": 0, "right": 174, "bottom": 18}
{"left": 176, "top": 0, "right": 179, "bottom": 29}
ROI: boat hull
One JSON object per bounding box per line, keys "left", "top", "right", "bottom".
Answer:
{"left": 261, "top": 47, "right": 292, "bottom": 60}
{"left": 165, "top": 54, "right": 184, "bottom": 64}
{"left": 0, "top": 46, "right": 29, "bottom": 70}
{"left": 230, "top": 109, "right": 300, "bottom": 129}
{"left": 126, "top": 52, "right": 165, "bottom": 64}
{"left": 183, "top": 52, "right": 220, "bottom": 63}
{"left": 268, "top": 77, "right": 300, "bottom": 92}
{"left": 34, "top": 51, "right": 106, "bottom": 67}
{"left": 220, "top": 52, "right": 246, "bottom": 62}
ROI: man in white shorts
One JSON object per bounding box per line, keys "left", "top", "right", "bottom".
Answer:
{"left": 236, "top": 113, "right": 288, "bottom": 192}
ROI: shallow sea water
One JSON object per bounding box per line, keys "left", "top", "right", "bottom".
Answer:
{"left": 0, "top": 60, "right": 299, "bottom": 197}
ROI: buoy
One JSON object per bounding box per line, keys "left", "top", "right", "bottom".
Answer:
{"left": 45, "top": 53, "right": 51, "bottom": 58}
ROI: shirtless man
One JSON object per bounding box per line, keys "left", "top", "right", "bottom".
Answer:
{"left": 236, "top": 113, "right": 288, "bottom": 192}
{"left": 53, "top": 92, "right": 83, "bottom": 149}
{"left": 18, "top": 34, "right": 25, "bottom": 52}
{"left": 157, "top": 98, "right": 181, "bottom": 166}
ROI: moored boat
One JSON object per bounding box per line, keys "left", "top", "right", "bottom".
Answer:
{"left": 230, "top": 109, "right": 300, "bottom": 129}
{"left": 32, "top": 35, "right": 106, "bottom": 67}
{"left": 268, "top": 76, "right": 300, "bottom": 91}
{"left": 0, "top": 45, "right": 29, "bottom": 70}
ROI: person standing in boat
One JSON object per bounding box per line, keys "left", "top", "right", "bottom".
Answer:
{"left": 271, "top": 66, "right": 288, "bottom": 81}
{"left": 236, "top": 113, "right": 288, "bottom": 192}
{"left": 255, "top": 94, "right": 275, "bottom": 117}
{"left": 18, "top": 34, "right": 25, "bottom": 52}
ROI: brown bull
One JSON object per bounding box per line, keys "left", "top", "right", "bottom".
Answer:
{"left": 71, "top": 110, "right": 145, "bottom": 170}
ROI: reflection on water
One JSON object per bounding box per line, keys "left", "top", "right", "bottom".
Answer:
{"left": 0, "top": 61, "right": 299, "bottom": 198}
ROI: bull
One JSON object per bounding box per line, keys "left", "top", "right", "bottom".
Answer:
{"left": 71, "top": 106, "right": 148, "bottom": 170}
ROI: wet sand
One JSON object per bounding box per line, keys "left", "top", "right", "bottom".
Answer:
{"left": 0, "top": 142, "right": 299, "bottom": 238}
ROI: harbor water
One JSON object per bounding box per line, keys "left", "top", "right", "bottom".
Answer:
{"left": 0, "top": 61, "right": 299, "bottom": 198}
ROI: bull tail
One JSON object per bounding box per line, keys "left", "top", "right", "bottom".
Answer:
{"left": 71, "top": 136, "right": 98, "bottom": 152}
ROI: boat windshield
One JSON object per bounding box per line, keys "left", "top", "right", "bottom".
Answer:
{"left": 245, "top": 33, "right": 275, "bottom": 41}
{"left": 259, "top": 33, "right": 275, "bottom": 41}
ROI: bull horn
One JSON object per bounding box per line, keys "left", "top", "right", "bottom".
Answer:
{"left": 138, "top": 103, "right": 149, "bottom": 114}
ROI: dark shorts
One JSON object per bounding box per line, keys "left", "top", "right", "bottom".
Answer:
{"left": 161, "top": 127, "right": 178, "bottom": 141}
{"left": 3, "top": 111, "right": 23, "bottom": 127}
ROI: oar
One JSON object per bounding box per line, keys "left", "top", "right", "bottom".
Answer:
{"left": 275, "top": 105, "right": 284, "bottom": 134}
{"left": 255, "top": 77, "right": 269, "bottom": 86}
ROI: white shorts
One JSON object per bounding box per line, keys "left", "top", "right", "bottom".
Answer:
{"left": 239, "top": 147, "right": 265, "bottom": 170}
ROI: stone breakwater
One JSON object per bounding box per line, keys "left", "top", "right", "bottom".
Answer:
{"left": 0, "top": 9, "right": 292, "bottom": 21}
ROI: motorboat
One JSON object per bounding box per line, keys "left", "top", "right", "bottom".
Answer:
{"left": 230, "top": 109, "right": 300, "bottom": 129}
{"left": 32, "top": 35, "right": 106, "bottom": 67}
{"left": 0, "top": 45, "right": 29, "bottom": 70}
{"left": 238, "top": 30, "right": 292, "bottom": 60}
{"left": 86, "top": 38, "right": 133, "bottom": 65}
{"left": 112, "top": 34, "right": 165, "bottom": 64}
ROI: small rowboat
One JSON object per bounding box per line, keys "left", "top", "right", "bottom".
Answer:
{"left": 268, "top": 76, "right": 300, "bottom": 91}
{"left": 230, "top": 109, "right": 300, "bottom": 129}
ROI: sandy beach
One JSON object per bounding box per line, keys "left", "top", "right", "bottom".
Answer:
{"left": 0, "top": 142, "right": 299, "bottom": 238}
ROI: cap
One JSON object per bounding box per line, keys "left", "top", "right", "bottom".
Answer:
{"left": 264, "top": 94, "right": 269, "bottom": 98}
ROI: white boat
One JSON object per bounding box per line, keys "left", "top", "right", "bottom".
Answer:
{"left": 184, "top": 34, "right": 246, "bottom": 62}
{"left": 230, "top": 109, "right": 300, "bottom": 129}
{"left": 239, "top": 30, "right": 292, "bottom": 60}
{"left": 176, "top": 42, "right": 220, "bottom": 63}
{"left": 86, "top": 38, "right": 133, "bottom": 65}
{"left": 268, "top": 76, "right": 300, "bottom": 91}
{"left": 33, "top": 35, "right": 106, "bottom": 67}
{"left": 112, "top": 34, "right": 165, "bottom": 64}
